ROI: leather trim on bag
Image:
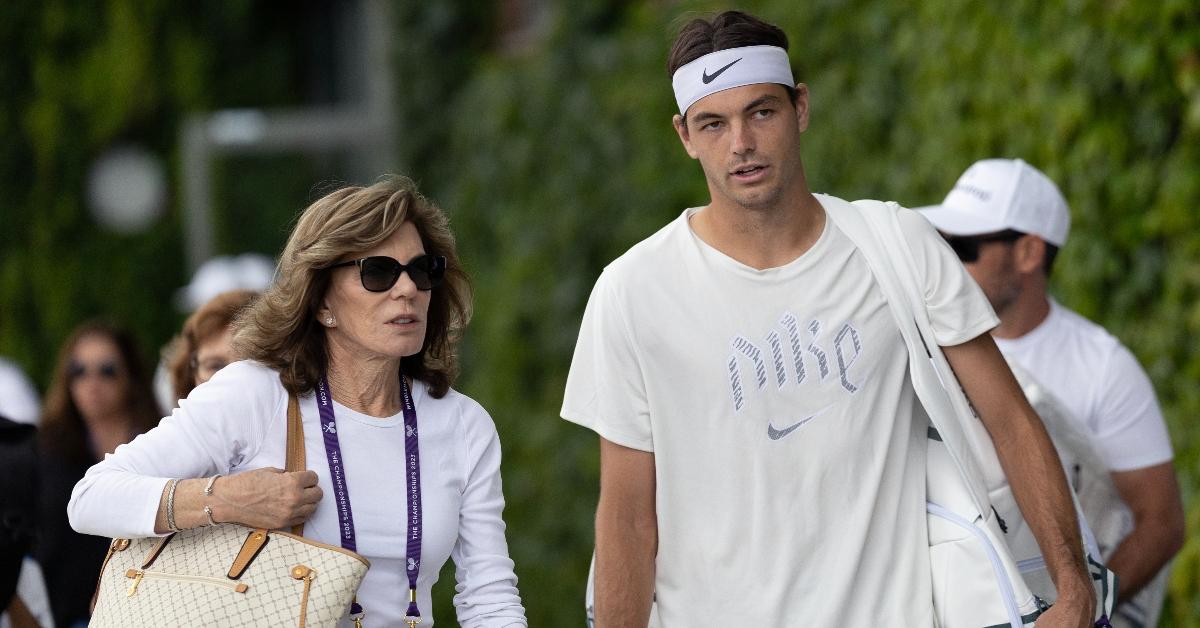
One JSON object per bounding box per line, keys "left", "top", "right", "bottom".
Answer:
{"left": 90, "top": 537, "right": 128, "bottom": 613}
{"left": 271, "top": 529, "right": 372, "bottom": 567}
{"left": 140, "top": 533, "right": 176, "bottom": 569}
{"left": 286, "top": 393, "right": 307, "bottom": 537}
{"left": 227, "top": 528, "right": 271, "bottom": 579}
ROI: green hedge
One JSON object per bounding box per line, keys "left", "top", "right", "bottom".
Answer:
{"left": 401, "top": 2, "right": 1200, "bottom": 624}
{"left": 3, "top": 1, "right": 1197, "bottom": 625}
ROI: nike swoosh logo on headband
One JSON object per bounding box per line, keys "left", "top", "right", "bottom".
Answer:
{"left": 701, "top": 58, "right": 742, "bottom": 84}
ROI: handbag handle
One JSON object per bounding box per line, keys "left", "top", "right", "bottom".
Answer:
{"left": 225, "top": 393, "right": 307, "bottom": 579}
{"left": 286, "top": 393, "right": 306, "bottom": 536}
{"left": 124, "top": 392, "right": 311, "bottom": 584}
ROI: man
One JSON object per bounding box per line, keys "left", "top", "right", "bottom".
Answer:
{"left": 919, "top": 158, "right": 1185, "bottom": 627}
{"left": 562, "top": 10, "right": 1095, "bottom": 627}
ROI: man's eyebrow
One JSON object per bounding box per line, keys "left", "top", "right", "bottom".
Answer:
{"left": 743, "top": 94, "right": 782, "bottom": 112}
{"left": 688, "top": 93, "right": 783, "bottom": 126}
{"left": 688, "top": 110, "right": 724, "bottom": 125}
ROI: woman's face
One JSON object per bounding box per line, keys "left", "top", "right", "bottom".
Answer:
{"left": 69, "top": 334, "right": 129, "bottom": 422}
{"left": 322, "top": 221, "right": 433, "bottom": 362}
{"left": 194, "top": 326, "right": 236, "bottom": 387}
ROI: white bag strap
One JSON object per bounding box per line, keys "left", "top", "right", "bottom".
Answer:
{"left": 820, "top": 194, "right": 993, "bottom": 517}
{"left": 825, "top": 195, "right": 1118, "bottom": 622}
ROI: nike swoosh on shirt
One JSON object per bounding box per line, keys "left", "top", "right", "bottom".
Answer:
{"left": 766, "top": 405, "right": 836, "bottom": 441}
{"left": 701, "top": 58, "right": 742, "bottom": 84}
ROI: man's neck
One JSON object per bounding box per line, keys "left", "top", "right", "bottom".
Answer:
{"left": 326, "top": 334, "right": 403, "bottom": 417}
{"left": 690, "top": 192, "right": 826, "bottom": 270}
{"left": 993, "top": 290, "right": 1052, "bottom": 340}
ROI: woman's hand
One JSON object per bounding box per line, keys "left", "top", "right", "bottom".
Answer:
{"left": 211, "top": 467, "right": 323, "bottom": 529}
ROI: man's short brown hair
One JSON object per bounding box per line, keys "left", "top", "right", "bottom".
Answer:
{"left": 667, "top": 11, "right": 790, "bottom": 78}
{"left": 667, "top": 11, "right": 797, "bottom": 125}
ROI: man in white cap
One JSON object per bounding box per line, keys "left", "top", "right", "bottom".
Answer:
{"left": 919, "top": 158, "right": 1184, "bottom": 627}
{"left": 562, "top": 10, "right": 1094, "bottom": 627}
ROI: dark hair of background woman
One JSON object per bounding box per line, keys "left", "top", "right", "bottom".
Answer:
{"left": 39, "top": 321, "right": 160, "bottom": 464}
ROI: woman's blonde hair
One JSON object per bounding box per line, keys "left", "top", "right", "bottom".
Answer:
{"left": 233, "top": 176, "right": 471, "bottom": 398}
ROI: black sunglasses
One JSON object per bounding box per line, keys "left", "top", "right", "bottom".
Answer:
{"left": 325, "top": 254, "right": 447, "bottom": 292}
{"left": 942, "top": 230, "right": 1025, "bottom": 263}
{"left": 69, "top": 361, "right": 120, "bottom": 381}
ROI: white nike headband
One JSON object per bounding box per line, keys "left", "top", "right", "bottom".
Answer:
{"left": 671, "top": 45, "right": 795, "bottom": 115}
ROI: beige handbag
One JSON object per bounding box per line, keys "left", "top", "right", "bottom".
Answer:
{"left": 89, "top": 395, "right": 370, "bottom": 627}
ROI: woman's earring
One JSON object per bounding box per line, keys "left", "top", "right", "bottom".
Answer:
{"left": 326, "top": 317, "right": 335, "bottom": 326}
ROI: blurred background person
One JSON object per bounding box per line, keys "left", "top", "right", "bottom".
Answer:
{"left": 36, "top": 322, "right": 159, "bottom": 628}
{"left": 166, "top": 288, "right": 258, "bottom": 404}
{"left": 0, "top": 358, "right": 40, "bottom": 426}
{"left": 153, "top": 254, "right": 276, "bottom": 412}
{"left": 918, "top": 158, "right": 1185, "bottom": 627}
{"left": 0, "top": 413, "right": 51, "bottom": 628}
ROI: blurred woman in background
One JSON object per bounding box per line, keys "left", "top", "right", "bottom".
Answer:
{"left": 167, "top": 289, "right": 258, "bottom": 402}
{"left": 37, "top": 321, "right": 159, "bottom": 628}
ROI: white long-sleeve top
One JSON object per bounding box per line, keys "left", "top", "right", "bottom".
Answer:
{"left": 69, "top": 360, "right": 526, "bottom": 628}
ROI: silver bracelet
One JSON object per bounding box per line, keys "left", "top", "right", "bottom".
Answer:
{"left": 202, "top": 475, "right": 222, "bottom": 526}
{"left": 165, "top": 479, "right": 181, "bottom": 533}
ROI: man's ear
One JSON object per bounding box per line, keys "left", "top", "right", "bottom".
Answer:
{"left": 793, "top": 83, "right": 810, "bottom": 133}
{"left": 1013, "top": 235, "right": 1046, "bottom": 275}
{"left": 673, "top": 113, "right": 699, "bottom": 159}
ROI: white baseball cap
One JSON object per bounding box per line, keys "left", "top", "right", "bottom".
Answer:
{"left": 916, "top": 158, "right": 1070, "bottom": 246}
{"left": 175, "top": 253, "right": 276, "bottom": 312}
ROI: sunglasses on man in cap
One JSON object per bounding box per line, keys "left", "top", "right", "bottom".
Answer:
{"left": 941, "top": 230, "right": 1026, "bottom": 263}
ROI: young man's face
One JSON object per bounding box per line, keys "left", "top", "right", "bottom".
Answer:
{"left": 674, "top": 82, "right": 809, "bottom": 211}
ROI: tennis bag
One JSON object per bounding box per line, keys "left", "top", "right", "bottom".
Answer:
{"left": 89, "top": 395, "right": 369, "bottom": 627}
{"left": 824, "top": 195, "right": 1115, "bottom": 628}
{"left": 1008, "top": 366, "right": 1167, "bottom": 628}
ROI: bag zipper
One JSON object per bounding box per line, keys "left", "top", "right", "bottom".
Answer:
{"left": 124, "top": 568, "right": 250, "bottom": 597}
{"left": 927, "top": 501, "right": 1027, "bottom": 628}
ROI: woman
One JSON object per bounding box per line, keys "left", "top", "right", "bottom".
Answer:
{"left": 167, "top": 288, "right": 258, "bottom": 402}
{"left": 69, "top": 177, "right": 527, "bottom": 627}
{"left": 40, "top": 322, "right": 160, "bottom": 628}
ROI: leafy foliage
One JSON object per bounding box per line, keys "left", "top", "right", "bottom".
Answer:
{"left": 2, "top": 1, "right": 1198, "bottom": 625}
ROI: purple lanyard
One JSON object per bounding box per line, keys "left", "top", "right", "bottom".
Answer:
{"left": 317, "top": 374, "right": 423, "bottom": 624}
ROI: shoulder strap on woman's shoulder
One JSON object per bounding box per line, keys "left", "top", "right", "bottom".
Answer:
{"left": 286, "top": 393, "right": 305, "bottom": 536}
{"left": 286, "top": 394, "right": 305, "bottom": 473}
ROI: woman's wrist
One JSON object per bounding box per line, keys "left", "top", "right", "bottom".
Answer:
{"left": 208, "top": 476, "right": 243, "bottom": 527}
{"left": 157, "top": 478, "right": 220, "bottom": 531}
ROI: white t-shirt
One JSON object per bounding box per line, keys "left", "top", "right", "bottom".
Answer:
{"left": 69, "top": 360, "right": 526, "bottom": 628}
{"left": 994, "top": 300, "right": 1172, "bottom": 472}
{"left": 562, "top": 198, "right": 997, "bottom": 626}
